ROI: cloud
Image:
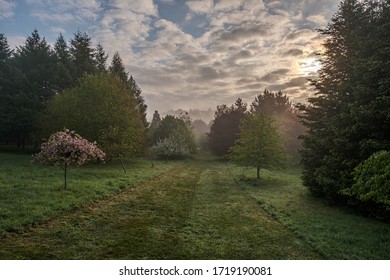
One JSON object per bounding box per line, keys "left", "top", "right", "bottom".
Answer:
{"left": 186, "top": 0, "right": 214, "bottom": 15}
{"left": 0, "top": 0, "right": 16, "bottom": 19}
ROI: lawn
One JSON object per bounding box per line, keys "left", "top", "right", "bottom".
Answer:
{"left": 227, "top": 164, "right": 390, "bottom": 259}
{"left": 0, "top": 152, "right": 389, "bottom": 259}
{"left": 0, "top": 152, "right": 178, "bottom": 237}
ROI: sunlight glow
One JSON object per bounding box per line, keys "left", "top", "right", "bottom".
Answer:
{"left": 299, "top": 57, "right": 322, "bottom": 76}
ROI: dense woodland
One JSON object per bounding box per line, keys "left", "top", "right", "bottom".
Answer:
{"left": 0, "top": 0, "right": 389, "bottom": 218}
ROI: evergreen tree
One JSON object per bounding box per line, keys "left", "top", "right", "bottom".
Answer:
{"left": 109, "top": 51, "right": 128, "bottom": 82}
{"left": 2, "top": 29, "right": 57, "bottom": 148}
{"left": 70, "top": 30, "right": 96, "bottom": 80}
{"left": 149, "top": 110, "right": 161, "bottom": 131}
{"left": 299, "top": 0, "right": 390, "bottom": 202}
{"left": 95, "top": 43, "right": 108, "bottom": 73}
{"left": 54, "top": 33, "right": 74, "bottom": 90}
{"left": 129, "top": 75, "right": 148, "bottom": 128}
{"left": 208, "top": 98, "right": 247, "bottom": 156}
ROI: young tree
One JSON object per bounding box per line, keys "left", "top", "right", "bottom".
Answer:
{"left": 229, "top": 114, "right": 287, "bottom": 179}
{"left": 34, "top": 129, "right": 105, "bottom": 189}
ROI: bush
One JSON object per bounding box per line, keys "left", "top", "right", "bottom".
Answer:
{"left": 342, "top": 151, "right": 390, "bottom": 218}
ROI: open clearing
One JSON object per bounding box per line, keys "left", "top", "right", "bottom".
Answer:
{"left": 0, "top": 153, "right": 388, "bottom": 259}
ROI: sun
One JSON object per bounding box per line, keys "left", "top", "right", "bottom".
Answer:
{"left": 299, "top": 57, "right": 322, "bottom": 76}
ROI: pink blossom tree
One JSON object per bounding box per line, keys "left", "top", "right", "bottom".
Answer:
{"left": 34, "top": 129, "right": 105, "bottom": 189}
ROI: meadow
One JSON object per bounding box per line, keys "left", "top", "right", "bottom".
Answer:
{"left": 0, "top": 151, "right": 388, "bottom": 259}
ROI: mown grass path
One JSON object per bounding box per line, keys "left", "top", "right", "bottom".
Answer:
{"left": 0, "top": 156, "right": 321, "bottom": 259}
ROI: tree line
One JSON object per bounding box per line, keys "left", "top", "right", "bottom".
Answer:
{"left": 0, "top": 30, "right": 148, "bottom": 158}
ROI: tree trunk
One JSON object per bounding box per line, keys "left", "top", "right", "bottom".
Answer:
{"left": 64, "top": 162, "right": 67, "bottom": 189}
{"left": 257, "top": 165, "right": 260, "bottom": 179}
{"left": 120, "top": 158, "right": 127, "bottom": 174}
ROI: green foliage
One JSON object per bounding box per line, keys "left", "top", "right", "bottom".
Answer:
{"left": 251, "top": 89, "right": 305, "bottom": 160}
{"left": 151, "top": 114, "right": 196, "bottom": 160}
{"left": 299, "top": 0, "right": 390, "bottom": 202}
{"left": 208, "top": 98, "right": 247, "bottom": 156}
{"left": 41, "top": 74, "right": 146, "bottom": 159}
{"left": 228, "top": 114, "right": 287, "bottom": 178}
{"left": 342, "top": 151, "right": 390, "bottom": 217}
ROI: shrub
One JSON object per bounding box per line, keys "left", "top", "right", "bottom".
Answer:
{"left": 342, "top": 151, "right": 390, "bottom": 218}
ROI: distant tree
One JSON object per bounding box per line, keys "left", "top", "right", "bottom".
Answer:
{"left": 250, "top": 89, "right": 292, "bottom": 116}
{"left": 299, "top": 0, "right": 390, "bottom": 202}
{"left": 41, "top": 74, "right": 146, "bottom": 160}
{"left": 94, "top": 43, "right": 108, "bottom": 74}
{"left": 149, "top": 110, "right": 162, "bottom": 131}
{"left": 192, "top": 119, "right": 209, "bottom": 148}
{"left": 208, "top": 98, "right": 247, "bottom": 156}
{"left": 153, "top": 130, "right": 191, "bottom": 161}
{"left": 0, "top": 33, "right": 12, "bottom": 61}
{"left": 70, "top": 30, "right": 97, "bottom": 80}
{"left": 54, "top": 33, "right": 74, "bottom": 91}
{"left": 229, "top": 114, "right": 287, "bottom": 179}
{"left": 109, "top": 51, "right": 128, "bottom": 83}
{"left": 34, "top": 129, "right": 105, "bottom": 189}
{"left": 151, "top": 115, "right": 196, "bottom": 159}
{"left": 251, "top": 89, "right": 305, "bottom": 160}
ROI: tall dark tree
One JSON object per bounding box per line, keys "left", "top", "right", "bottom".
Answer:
{"left": 129, "top": 75, "right": 148, "bottom": 128}
{"left": 1, "top": 29, "right": 57, "bottom": 148}
{"left": 94, "top": 43, "right": 108, "bottom": 73}
{"left": 250, "top": 89, "right": 292, "bottom": 116}
{"left": 299, "top": 0, "right": 390, "bottom": 203}
{"left": 109, "top": 51, "right": 128, "bottom": 82}
{"left": 208, "top": 98, "right": 247, "bottom": 156}
{"left": 54, "top": 33, "right": 74, "bottom": 90}
{"left": 70, "top": 30, "right": 96, "bottom": 80}
{"left": 149, "top": 110, "right": 161, "bottom": 131}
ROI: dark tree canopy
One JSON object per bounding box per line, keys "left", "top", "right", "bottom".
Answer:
{"left": 208, "top": 98, "right": 247, "bottom": 156}
{"left": 299, "top": 0, "right": 390, "bottom": 205}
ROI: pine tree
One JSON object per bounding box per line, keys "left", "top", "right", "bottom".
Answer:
{"left": 95, "top": 43, "right": 108, "bottom": 73}
{"left": 109, "top": 51, "right": 128, "bottom": 82}
{"left": 299, "top": 0, "right": 390, "bottom": 201}
{"left": 70, "top": 30, "right": 96, "bottom": 80}
{"left": 129, "top": 75, "right": 148, "bottom": 128}
{"left": 208, "top": 98, "right": 247, "bottom": 156}
{"left": 54, "top": 33, "right": 74, "bottom": 90}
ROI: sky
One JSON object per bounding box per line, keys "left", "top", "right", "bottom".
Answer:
{"left": 1, "top": 0, "right": 340, "bottom": 117}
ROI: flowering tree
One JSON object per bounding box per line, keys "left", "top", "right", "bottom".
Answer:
{"left": 34, "top": 129, "right": 105, "bottom": 189}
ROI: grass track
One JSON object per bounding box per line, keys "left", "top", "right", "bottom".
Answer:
{"left": 0, "top": 155, "right": 321, "bottom": 259}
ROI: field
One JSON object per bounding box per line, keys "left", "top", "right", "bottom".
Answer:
{"left": 0, "top": 151, "right": 389, "bottom": 259}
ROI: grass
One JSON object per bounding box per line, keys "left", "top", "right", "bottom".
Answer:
{"left": 0, "top": 151, "right": 389, "bottom": 259}
{"left": 0, "top": 152, "right": 178, "bottom": 237}
{"left": 0, "top": 152, "right": 321, "bottom": 259}
{"left": 227, "top": 164, "right": 390, "bottom": 259}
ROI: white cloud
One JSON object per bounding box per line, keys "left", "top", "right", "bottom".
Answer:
{"left": 0, "top": 0, "right": 16, "bottom": 19}
{"left": 186, "top": 0, "right": 214, "bottom": 15}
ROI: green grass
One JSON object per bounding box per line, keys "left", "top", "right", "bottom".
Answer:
{"left": 228, "top": 164, "right": 390, "bottom": 259}
{"left": 0, "top": 153, "right": 321, "bottom": 259}
{"left": 0, "top": 152, "right": 389, "bottom": 259}
{"left": 0, "top": 152, "right": 178, "bottom": 236}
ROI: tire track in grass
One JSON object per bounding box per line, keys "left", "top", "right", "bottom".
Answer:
{"left": 0, "top": 158, "right": 322, "bottom": 259}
